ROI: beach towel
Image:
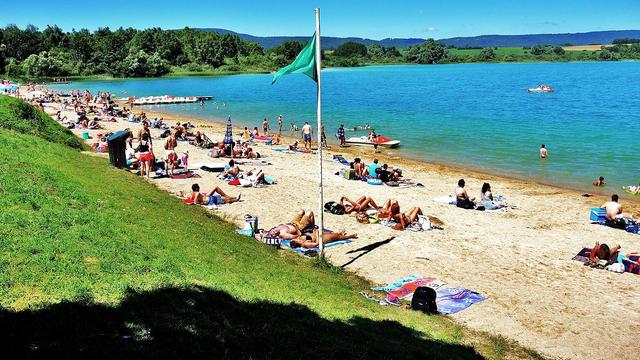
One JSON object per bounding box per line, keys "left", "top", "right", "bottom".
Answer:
{"left": 572, "top": 247, "right": 592, "bottom": 263}
{"left": 371, "top": 274, "right": 423, "bottom": 292}
{"left": 386, "top": 278, "right": 446, "bottom": 299}
{"left": 625, "top": 256, "right": 640, "bottom": 274}
{"left": 434, "top": 195, "right": 457, "bottom": 205}
{"left": 435, "top": 287, "right": 487, "bottom": 315}
{"left": 280, "top": 239, "right": 352, "bottom": 255}
{"left": 171, "top": 172, "right": 200, "bottom": 180}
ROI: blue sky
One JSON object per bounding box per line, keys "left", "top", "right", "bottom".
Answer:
{"left": 2, "top": 0, "right": 639, "bottom": 39}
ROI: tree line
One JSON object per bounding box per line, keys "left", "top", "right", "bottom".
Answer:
{"left": 2, "top": 25, "right": 639, "bottom": 79}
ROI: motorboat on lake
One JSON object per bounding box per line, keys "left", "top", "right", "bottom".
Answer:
{"left": 345, "top": 134, "right": 400, "bottom": 148}
{"left": 527, "top": 84, "right": 554, "bottom": 93}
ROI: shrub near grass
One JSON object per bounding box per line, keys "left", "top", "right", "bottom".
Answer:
{"left": 0, "top": 99, "right": 541, "bottom": 359}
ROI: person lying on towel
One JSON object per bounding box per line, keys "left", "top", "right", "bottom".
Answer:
{"left": 289, "top": 229, "right": 358, "bottom": 249}
{"left": 190, "top": 183, "right": 241, "bottom": 206}
{"left": 589, "top": 242, "right": 639, "bottom": 265}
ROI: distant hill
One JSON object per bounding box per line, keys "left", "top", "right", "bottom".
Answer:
{"left": 195, "top": 28, "right": 640, "bottom": 50}
{"left": 194, "top": 28, "right": 424, "bottom": 49}
{"left": 438, "top": 30, "right": 640, "bottom": 48}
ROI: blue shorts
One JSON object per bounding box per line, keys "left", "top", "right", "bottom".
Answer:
{"left": 208, "top": 195, "right": 224, "bottom": 205}
{"left": 303, "top": 133, "right": 311, "bottom": 142}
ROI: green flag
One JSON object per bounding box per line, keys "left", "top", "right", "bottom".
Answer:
{"left": 272, "top": 33, "right": 317, "bottom": 84}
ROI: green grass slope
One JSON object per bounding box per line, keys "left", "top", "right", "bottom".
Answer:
{"left": 0, "top": 96, "right": 541, "bottom": 359}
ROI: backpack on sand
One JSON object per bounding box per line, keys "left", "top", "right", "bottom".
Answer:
{"left": 411, "top": 287, "right": 438, "bottom": 315}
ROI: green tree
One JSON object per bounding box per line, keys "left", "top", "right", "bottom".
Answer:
{"left": 117, "top": 50, "right": 170, "bottom": 77}
{"left": 2, "top": 24, "right": 42, "bottom": 61}
{"left": 42, "top": 25, "right": 67, "bottom": 50}
{"left": 477, "top": 47, "right": 496, "bottom": 61}
{"left": 333, "top": 42, "right": 367, "bottom": 57}
{"left": 270, "top": 40, "right": 304, "bottom": 61}
{"left": 530, "top": 45, "right": 546, "bottom": 55}
{"left": 553, "top": 46, "right": 565, "bottom": 55}
{"left": 405, "top": 39, "right": 447, "bottom": 64}
{"left": 21, "top": 51, "right": 68, "bottom": 77}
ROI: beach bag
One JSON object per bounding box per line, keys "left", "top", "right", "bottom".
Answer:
{"left": 411, "top": 286, "right": 438, "bottom": 315}
{"left": 244, "top": 215, "right": 258, "bottom": 234}
{"left": 324, "top": 201, "right": 346, "bottom": 215}
{"left": 261, "top": 235, "right": 281, "bottom": 249}
{"left": 343, "top": 169, "right": 356, "bottom": 180}
{"left": 605, "top": 262, "right": 625, "bottom": 273}
{"left": 228, "top": 178, "right": 241, "bottom": 186}
{"left": 417, "top": 215, "right": 432, "bottom": 231}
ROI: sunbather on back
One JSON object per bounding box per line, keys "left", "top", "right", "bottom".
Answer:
{"left": 190, "top": 183, "right": 241, "bottom": 205}
{"left": 289, "top": 229, "right": 358, "bottom": 248}
{"left": 290, "top": 210, "right": 315, "bottom": 233}
{"left": 340, "top": 195, "right": 379, "bottom": 214}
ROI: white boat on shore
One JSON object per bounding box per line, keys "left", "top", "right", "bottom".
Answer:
{"left": 117, "top": 95, "right": 212, "bottom": 105}
{"left": 345, "top": 135, "right": 400, "bottom": 148}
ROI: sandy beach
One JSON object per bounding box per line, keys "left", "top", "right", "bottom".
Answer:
{"left": 36, "top": 91, "right": 640, "bottom": 360}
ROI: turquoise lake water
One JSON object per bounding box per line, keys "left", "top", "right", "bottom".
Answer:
{"left": 50, "top": 62, "right": 640, "bottom": 192}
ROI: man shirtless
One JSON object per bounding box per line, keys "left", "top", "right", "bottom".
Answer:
{"left": 455, "top": 179, "right": 476, "bottom": 209}
{"left": 301, "top": 122, "right": 312, "bottom": 149}
{"left": 539, "top": 144, "right": 548, "bottom": 159}
{"left": 601, "top": 194, "right": 623, "bottom": 221}
{"left": 190, "top": 183, "right": 240, "bottom": 206}
{"left": 164, "top": 132, "right": 178, "bottom": 176}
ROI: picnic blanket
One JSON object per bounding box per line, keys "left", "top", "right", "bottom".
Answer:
{"left": 572, "top": 247, "right": 592, "bottom": 263}
{"left": 171, "top": 172, "right": 200, "bottom": 180}
{"left": 386, "top": 278, "right": 446, "bottom": 299}
{"left": 436, "top": 287, "right": 487, "bottom": 315}
{"left": 625, "top": 256, "right": 640, "bottom": 274}
{"left": 371, "top": 274, "right": 423, "bottom": 292}
{"left": 280, "top": 239, "right": 352, "bottom": 255}
{"left": 273, "top": 147, "right": 315, "bottom": 154}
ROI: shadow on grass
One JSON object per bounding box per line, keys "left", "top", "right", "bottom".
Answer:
{"left": 0, "top": 286, "right": 483, "bottom": 359}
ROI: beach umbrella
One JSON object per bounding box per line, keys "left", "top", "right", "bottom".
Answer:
{"left": 223, "top": 116, "right": 234, "bottom": 144}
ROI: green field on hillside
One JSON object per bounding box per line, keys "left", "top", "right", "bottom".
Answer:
{"left": 0, "top": 95, "right": 541, "bottom": 359}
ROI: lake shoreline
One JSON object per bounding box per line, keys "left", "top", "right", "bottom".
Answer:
{"left": 132, "top": 103, "right": 640, "bottom": 204}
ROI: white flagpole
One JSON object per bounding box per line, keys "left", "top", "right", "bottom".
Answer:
{"left": 314, "top": 8, "right": 325, "bottom": 257}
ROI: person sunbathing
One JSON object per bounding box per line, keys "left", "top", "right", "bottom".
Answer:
{"left": 223, "top": 159, "right": 240, "bottom": 179}
{"left": 190, "top": 183, "right": 240, "bottom": 205}
{"left": 353, "top": 158, "right": 365, "bottom": 178}
{"left": 589, "top": 242, "right": 639, "bottom": 265}
{"left": 376, "top": 199, "right": 422, "bottom": 230}
{"left": 340, "top": 196, "right": 379, "bottom": 214}
{"left": 290, "top": 210, "right": 315, "bottom": 233}
{"left": 601, "top": 194, "right": 625, "bottom": 227}
{"left": 480, "top": 182, "right": 506, "bottom": 210}
{"left": 289, "top": 229, "right": 358, "bottom": 248}
{"left": 456, "top": 179, "right": 476, "bottom": 209}
{"left": 289, "top": 141, "right": 299, "bottom": 151}
{"left": 245, "top": 169, "right": 266, "bottom": 184}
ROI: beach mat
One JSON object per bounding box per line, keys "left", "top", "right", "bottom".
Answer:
{"left": 280, "top": 239, "right": 352, "bottom": 255}
{"left": 371, "top": 274, "right": 423, "bottom": 292}
{"left": 625, "top": 256, "right": 640, "bottom": 274}
{"left": 171, "top": 172, "right": 200, "bottom": 180}
{"left": 436, "top": 287, "right": 487, "bottom": 315}
{"left": 386, "top": 278, "right": 446, "bottom": 299}
{"left": 572, "top": 247, "right": 592, "bottom": 263}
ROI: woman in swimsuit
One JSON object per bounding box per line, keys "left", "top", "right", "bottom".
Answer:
{"left": 289, "top": 229, "right": 358, "bottom": 249}
{"left": 340, "top": 196, "right": 379, "bottom": 214}
{"left": 138, "top": 133, "right": 154, "bottom": 178}
{"left": 378, "top": 199, "right": 422, "bottom": 230}
{"left": 164, "top": 132, "right": 178, "bottom": 176}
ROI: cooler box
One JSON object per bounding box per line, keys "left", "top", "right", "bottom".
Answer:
{"left": 589, "top": 208, "right": 607, "bottom": 223}
{"left": 343, "top": 169, "right": 355, "bottom": 180}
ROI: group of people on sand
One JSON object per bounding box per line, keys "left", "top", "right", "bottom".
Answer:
{"left": 456, "top": 179, "right": 507, "bottom": 211}
{"left": 350, "top": 158, "right": 403, "bottom": 183}
{"left": 339, "top": 196, "right": 424, "bottom": 231}
{"left": 255, "top": 210, "right": 357, "bottom": 249}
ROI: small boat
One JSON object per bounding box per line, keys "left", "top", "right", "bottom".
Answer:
{"left": 527, "top": 84, "right": 554, "bottom": 93}
{"left": 345, "top": 135, "right": 400, "bottom": 148}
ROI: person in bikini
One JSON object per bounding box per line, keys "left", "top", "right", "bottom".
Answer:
{"left": 340, "top": 196, "right": 379, "bottom": 214}
{"left": 289, "top": 229, "right": 358, "bottom": 248}
{"left": 190, "top": 183, "right": 240, "bottom": 206}
{"left": 290, "top": 210, "right": 315, "bottom": 233}
{"left": 164, "top": 132, "right": 178, "bottom": 176}
{"left": 379, "top": 199, "right": 423, "bottom": 230}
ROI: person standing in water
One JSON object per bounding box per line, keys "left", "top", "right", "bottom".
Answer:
{"left": 277, "top": 115, "right": 283, "bottom": 135}
{"left": 539, "top": 144, "right": 548, "bottom": 159}
{"left": 593, "top": 176, "right": 606, "bottom": 187}
{"left": 262, "top": 118, "right": 269, "bottom": 135}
